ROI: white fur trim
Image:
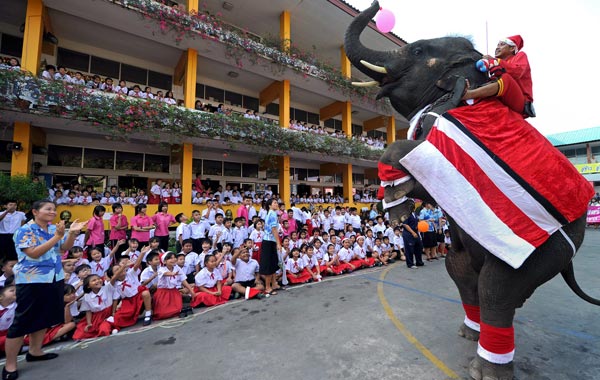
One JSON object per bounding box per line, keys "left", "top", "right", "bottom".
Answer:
{"left": 382, "top": 196, "right": 408, "bottom": 210}
{"left": 477, "top": 342, "right": 515, "bottom": 364}
{"left": 380, "top": 175, "right": 411, "bottom": 187}
{"left": 464, "top": 316, "right": 481, "bottom": 332}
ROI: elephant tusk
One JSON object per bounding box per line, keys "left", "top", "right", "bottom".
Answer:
{"left": 351, "top": 80, "right": 379, "bottom": 87}
{"left": 360, "top": 60, "right": 388, "bottom": 74}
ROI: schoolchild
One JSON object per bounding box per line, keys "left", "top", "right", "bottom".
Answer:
{"left": 285, "top": 248, "right": 312, "bottom": 284}
{"left": 230, "top": 249, "right": 264, "bottom": 300}
{"left": 111, "top": 253, "right": 153, "bottom": 327}
{"left": 190, "top": 254, "right": 232, "bottom": 307}
{"left": 302, "top": 245, "right": 321, "bottom": 282}
{"left": 153, "top": 252, "right": 196, "bottom": 320}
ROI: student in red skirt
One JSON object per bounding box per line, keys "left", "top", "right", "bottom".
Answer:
{"left": 190, "top": 255, "right": 232, "bottom": 307}
{"left": 285, "top": 248, "right": 312, "bottom": 284}
{"left": 338, "top": 238, "right": 357, "bottom": 273}
{"left": 153, "top": 252, "right": 196, "bottom": 320}
{"left": 0, "top": 285, "right": 18, "bottom": 352}
{"left": 324, "top": 243, "right": 348, "bottom": 275}
{"left": 230, "top": 249, "right": 264, "bottom": 300}
{"left": 302, "top": 245, "right": 322, "bottom": 282}
{"left": 111, "top": 252, "right": 153, "bottom": 328}
{"left": 73, "top": 265, "right": 127, "bottom": 340}
{"left": 353, "top": 236, "right": 375, "bottom": 268}
{"left": 249, "top": 220, "right": 264, "bottom": 263}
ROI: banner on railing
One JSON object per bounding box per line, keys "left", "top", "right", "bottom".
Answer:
{"left": 587, "top": 205, "right": 600, "bottom": 224}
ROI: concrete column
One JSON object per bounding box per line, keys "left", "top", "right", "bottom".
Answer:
{"left": 21, "top": 0, "right": 44, "bottom": 75}
{"left": 10, "top": 122, "right": 32, "bottom": 176}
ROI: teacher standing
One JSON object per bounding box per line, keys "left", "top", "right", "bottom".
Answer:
{"left": 3, "top": 200, "right": 86, "bottom": 379}
{"left": 259, "top": 199, "right": 282, "bottom": 295}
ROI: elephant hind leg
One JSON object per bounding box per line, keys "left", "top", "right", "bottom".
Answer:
{"left": 469, "top": 356, "right": 515, "bottom": 380}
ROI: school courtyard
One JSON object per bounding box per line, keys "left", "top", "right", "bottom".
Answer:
{"left": 7, "top": 230, "right": 600, "bottom": 380}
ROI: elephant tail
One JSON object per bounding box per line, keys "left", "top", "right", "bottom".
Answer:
{"left": 561, "top": 262, "right": 600, "bottom": 306}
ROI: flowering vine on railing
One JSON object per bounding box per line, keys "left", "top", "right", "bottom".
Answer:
{"left": 108, "top": 0, "right": 391, "bottom": 112}
{"left": 0, "top": 69, "right": 384, "bottom": 161}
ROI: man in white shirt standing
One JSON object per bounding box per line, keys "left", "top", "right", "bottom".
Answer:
{"left": 0, "top": 201, "right": 27, "bottom": 260}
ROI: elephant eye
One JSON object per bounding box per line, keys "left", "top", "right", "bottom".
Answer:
{"left": 413, "top": 47, "right": 423, "bottom": 56}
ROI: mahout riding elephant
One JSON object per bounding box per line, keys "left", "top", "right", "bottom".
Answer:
{"left": 345, "top": 2, "right": 599, "bottom": 379}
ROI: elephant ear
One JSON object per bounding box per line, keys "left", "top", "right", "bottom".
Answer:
{"left": 436, "top": 75, "right": 459, "bottom": 92}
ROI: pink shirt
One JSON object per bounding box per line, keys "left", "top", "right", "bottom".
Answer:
{"left": 86, "top": 215, "right": 105, "bottom": 245}
{"left": 152, "top": 213, "right": 176, "bottom": 237}
{"left": 109, "top": 214, "right": 128, "bottom": 240}
{"left": 131, "top": 214, "right": 153, "bottom": 242}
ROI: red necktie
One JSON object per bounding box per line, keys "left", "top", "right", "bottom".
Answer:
{"left": 294, "top": 262, "right": 299, "bottom": 270}
{"left": 97, "top": 295, "right": 103, "bottom": 305}
{"left": 121, "top": 281, "right": 131, "bottom": 291}
{"left": 0, "top": 309, "right": 7, "bottom": 318}
{"left": 210, "top": 273, "right": 215, "bottom": 280}
{"left": 96, "top": 263, "right": 103, "bottom": 272}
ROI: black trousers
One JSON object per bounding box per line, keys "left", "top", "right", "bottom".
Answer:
{"left": 0, "top": 233, "right": 17, "bottom": 260}
{"left": 157, "top": 235, "right": 170, "bottom": 252}
{"left": 404, "top": 238, "right": 424, "bottom": 267}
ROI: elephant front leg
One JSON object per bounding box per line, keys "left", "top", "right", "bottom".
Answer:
{"left": 445, "top": 245, "right": 481, "bottom": 341}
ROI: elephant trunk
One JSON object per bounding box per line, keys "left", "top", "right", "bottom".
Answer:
{"left": 344, "top": 1, "right": 394, "bottom": 82}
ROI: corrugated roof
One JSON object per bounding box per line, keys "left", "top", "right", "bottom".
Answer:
{"left": 546, "top": 126, "right": 600, "bottom": 147}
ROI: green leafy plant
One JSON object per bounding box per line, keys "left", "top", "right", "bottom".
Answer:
{"left": 0, "top": 173, "right": 48, "bottom": 210}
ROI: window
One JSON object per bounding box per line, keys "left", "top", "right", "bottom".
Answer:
{"left": 203, "top": 160, "right": 222, "bottom": 176}
{"left": 352, "top": 173, "right": 365, "bottom": 185}
{"left": 205, "top": 85, "right": 224, "bottom": 102}
{"left": 592, "top": 146, "right": 600, "bottom": 155}
{"left": 47, "top": 145, "right": 82, "bottom": 167}
{"left": 195, "top": 83, "right": 205, "bottom": 99}
{"left": 0, "top": 34, "right": 23, "bottom": 57}
{"left": 307, "top": 169, "right": 320, "bottom": 181}
{"left": 84, "top": 148, "right": 115, "bottom": 169}
{"left": 117, "top": 176, "right": 148, "bottom": 193}
{"left": 192, "top": 158, "right": 203, "bottom": 175}
{"left": 266, "top": 103, "right": 279, "bottom": 116}
{"left": 294, "top": 109, "right": 307, "bottom": 123}
{"left": 225, "top": 91, "right": 243, "bottom": 107}
{"left": 57, "top": 48, "right": 90, "bottom": 72}
{"left": 148, "top": 70, "right": 172, "bottom": 91}
{"left": 116, "top": 151, "right": 143, "bottom": 171}
{"left": 224, "top": 161, "right": 241, "bottom": 177}
{"left": 242, "top": 163, "right": 258, "bottom": 178}
{"left": 90, "top": 56, "right": 120, "bottom": 78}
{"left": 243, "top": 96, "right": 259, "bottom": 111}
{"left": 0, "top": 140, "right": 11, "bottom": 163}
{"left": 307, "top": 112, "right": 320, "bottom": 125}
{"left": 121, "top": 64, "right": 147, "bottom": 85}
{"left": 352, "top": 123, "right": 363, "bottom": 136}
{"left": 144, "top": 154, "right": 169, "bottom": 173}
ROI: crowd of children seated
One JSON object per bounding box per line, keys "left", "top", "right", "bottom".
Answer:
{"left": 0, "top": 201, "right": 449, "bottom": 350}
{"left": 289, "top": 120, "right": 387, "bottom": 149}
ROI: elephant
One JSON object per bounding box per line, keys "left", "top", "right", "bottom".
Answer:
{"left": 344, "top": 2, "right": 600, "bottom": 379}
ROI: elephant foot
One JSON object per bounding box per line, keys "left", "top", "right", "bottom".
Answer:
{"left": 458, "top": 323, "right": 480, "bottom": 341}
{"left": 469, "top": 356, "right": 515, "bottom": 380}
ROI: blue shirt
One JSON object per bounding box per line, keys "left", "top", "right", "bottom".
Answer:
{"left": 263, "top": 210, "right": 279, "bottom": 242}
{"left": 13, "top": 220, "right": 66, "bottom": 284}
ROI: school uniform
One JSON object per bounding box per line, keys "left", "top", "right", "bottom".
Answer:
{"left": 0, "top": 302, "right": 17, "bottom": 351}
{"left": 353, "top": 245, "right": 375, "bottom": 268}
{"left": 153, "top": 266, "right": 185, "bottom": 320}
{"left": 318, "top": 253, "right": 332, "bottom": 275}
{"left": 171, "top": 188, "right": 181, "bottom": 204}
{"left": 190, "top": 268, "right": 232, "bottom": 307}
{"left": 140, "top": 265, "right": 159, "bottom": 289}
{"left": 73, "top": 282, "right": 118, "bottom": 339}
{"left": 232, "top": 227, "right": 247, "bottom": 249}
{"left": 285, "top": 258, "right": 312, "bottom": 284}
{"left": 335, "top": 248, "right": 354, "bottom": 273}
{"left": 113, "top": 268, "right": 147, "bottom": 328}
{"left": 302, "top": 254, "right": 320, "bottom": 278}
{"left": 90, "top": 256, "right": 112, "bottom": 277}
{"left": 248, "top": 229, "right": 263, "bottom": 262}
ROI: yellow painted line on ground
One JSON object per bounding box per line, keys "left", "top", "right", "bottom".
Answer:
{"left": 377, "top": 264, "right": 460, "bottom": 379}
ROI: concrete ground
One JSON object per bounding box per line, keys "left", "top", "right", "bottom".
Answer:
{"left": 6, "top": 229, "right": 600, "bottom": 380}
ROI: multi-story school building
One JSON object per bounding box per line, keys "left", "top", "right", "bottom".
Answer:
{"left": 0, "top": 0, "right": 411, "bottom": 221}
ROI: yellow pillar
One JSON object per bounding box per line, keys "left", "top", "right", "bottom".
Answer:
{"left": 386, "top": 117, "right": 396, "bottom": 144}
{"left": 280, "top": 11, "right": 291, "bottom": 52}
{"left": 280, "top": 80, "right": 290, "bottom": 128}
{"left": 279, "top": 156, "right": 290, "bottom": 209}
{"left": 341, "top": 101, "right": 352, "bottom": 138}
{"left": 186, "top": 0, "right": 198, "bottom": 13}
{"left": 184, "top": 49, "right": 198, "bottom": 109}
{"left": 21, "top": 0, "right": 44, "bottom": 75}
{"left": 181, "top": 143, "right": 193, "bottom": 209}
{"left": 342, "top": 164, "right": 353, "bottom": 204}
{"left": 341, "top": 46, "right": 351, "bottom": 79}
{"left": 11, "top": 122, "right": 32, "bottom": 176}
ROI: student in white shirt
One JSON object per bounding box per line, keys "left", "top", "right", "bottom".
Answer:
{"left": 111, "top": 254, "right": 153, "bottom": 327}
{"left": 190, "top": 254, "right": 232, "bottom": 307}
{"left": 230, "top": 248, "right": 264, "bottom": 299}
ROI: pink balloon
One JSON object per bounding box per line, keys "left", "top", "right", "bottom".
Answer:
{"left": 376, "top": 8, "right": 395, "bottom": 33}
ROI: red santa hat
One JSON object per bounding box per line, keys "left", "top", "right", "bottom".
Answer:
{"left": 502, "top": 35, "right": 523, "bottom": 53}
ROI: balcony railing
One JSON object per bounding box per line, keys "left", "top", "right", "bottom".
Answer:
{"left": 0, "top": 68, "right": 384, "bottom": 161}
